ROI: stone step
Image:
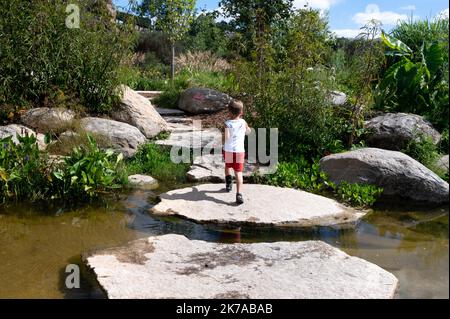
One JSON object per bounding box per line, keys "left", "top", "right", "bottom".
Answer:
{"left": 83, "top": 234, "right": 399, "bottom": 299}
{"left": 156, "top": 108, "right": 186, "bottom": 116}
{"left": 136, "top": 91, "right": 163, "bottom": 100}
{"left": 151, "top": 183, "right": 367, "bottom": 228}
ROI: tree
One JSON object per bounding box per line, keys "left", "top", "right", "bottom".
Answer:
{"left": 139, "top": 0, "right": 196, "bottom": 80}
{"left": 219, "top": 0, "right": 292, "bottom": 62}
{"left": 184, "top": 10, "right": 228, "bottom": 56}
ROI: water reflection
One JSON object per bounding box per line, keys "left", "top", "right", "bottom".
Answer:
{"left": 0, "top": 189, "right": 448, "bottom": 299}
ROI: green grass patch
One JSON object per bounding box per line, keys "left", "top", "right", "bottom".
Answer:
{"left": 127, "top": 143, "right": 190, "bottom": 183}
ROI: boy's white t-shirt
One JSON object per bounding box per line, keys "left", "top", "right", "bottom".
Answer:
{"left": 223, "top": 119, "right": 246, "bottom": 153}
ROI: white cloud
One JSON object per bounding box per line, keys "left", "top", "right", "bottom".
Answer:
{"left": 293, "top": 0, "right": 341, "bottom": 11}
{"left": 400, "top": 5, "right": 416, "bottom": 11}
{"left": 352, "top": 4, "right": 409, "bottom": 26}
{"left": 436, "top": 8, "right": 449, "bottom": 19}
{"left": 332, "top": 28, "right": 361, "bottom": 38}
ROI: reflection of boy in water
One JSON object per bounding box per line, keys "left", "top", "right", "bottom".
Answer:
{"left": 218, "top": 229, "right": 241, "bottom": 244}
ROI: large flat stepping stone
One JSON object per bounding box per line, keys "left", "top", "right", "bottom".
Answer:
{"left": 187, "top": 154, "right": 271, "bottom": 182}
{"left": 83, "top": 234, "right": 398, "bottom": 299}
{"left": 151, "top": 184, "right": 366, "bottom": 227}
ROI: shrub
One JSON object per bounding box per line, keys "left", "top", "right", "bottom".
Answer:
{"left": 127, "top": 143, "right": 190, "bottom": 183}
{"left": 0, "top": 133, "right": 127, "bottom": 204}
{"left": 0, "top": 0, "right": 135, "bottom": 113}
{"left": 52, "top": 135, "right": 128, "bottom": 199}
{"left": 439, "top": 129, "right": 449, "bottom": 154}
{"left": 258, "top": 159, "right": 332, "bottom": 193}
{"left": 253, "top": 158, "right": 383, "bottom": 207}
{"left": 401, "top": 134, "right": 448, "bottom": 180}
{"left": 391, "top": 18, "right": 449, "bottom": 59}
{"left": 233, "top": 9, "right": 348, "bottom": 159}
{"left": 335, "top": 182, "right": 383, "bottom": 207}
{"left": 0, "top": 134, "right": 50, "bottom": 202}
{"left": 375, "top": 29, "right": 449, "bottom": 130}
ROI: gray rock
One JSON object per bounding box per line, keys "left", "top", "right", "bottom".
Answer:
{"left": 80, "top": 117, "right": 146, "bottom": 157}
{"left": 436, "top": 155, "right": 449, "bottom": 174}
{"left": 151, "top": 184, "right": 367, "bottom": 227}
{"left": 365, "top": 113, "right": 441, "bottom": 150}
{"left": 178, "top": 87, "right": 233, "bottom": 114}
{"left": 111, "top": 86, "right": 168, "bottom": 139}
{"left": 128, "top": 174, "right": 158, "bottom": 190}
{"left": 83, "top": 234, "right": 398, "bottom": 299}
{"left": 21, "top": 107, "right": 76, "bottom": 134}
{"left": 319, "top": 148, "right": 449, "bottom": 204}
{"left": 0, "top": 124, "right": 46, "bottom": 150}
{"left": 187, "top": 154, "right": 270, "bottom": 182}
{"left": 330, "top": 91, "right": 347, "bottom": 106}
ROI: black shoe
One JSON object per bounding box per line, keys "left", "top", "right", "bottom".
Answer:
{"left": 236, "top": 193, "right": 244, "bottom": 205}
{"left": 225, "top": 175, "right": 232, "bottom": 192}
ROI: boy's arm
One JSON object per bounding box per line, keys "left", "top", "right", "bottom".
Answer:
{"left": 244, "top": 121, "right": 252, "bottom": 135}
{"left": 223, "top": 123, "right": 230, "bottom": 146}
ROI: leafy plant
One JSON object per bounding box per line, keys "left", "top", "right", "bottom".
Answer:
{"left": 261, "top": 159, "right": 332, "bottom": 193}
{"left": 375, "top": 31, "right": 449, "bottom": 130}
{"left": 0, "top": 132, "right": 127, "bottom": 204}
{"left": 0, "top": 134, "right": 50, "bottom": 202}
{"left": 335, "top": 182, "right": 383, "bottom": 207}
{"left": 254, "top": 158, "right": 383, "bottom": 207}
{"left": 52, "top": 134, "right": 127, "bottom": 199}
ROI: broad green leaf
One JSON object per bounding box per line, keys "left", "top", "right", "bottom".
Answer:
{"left": 381, "top": 31, "right": 412, "bottom": 54}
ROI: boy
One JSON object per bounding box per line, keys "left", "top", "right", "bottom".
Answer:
{"left": 223, "top": 100, "right": 251, "bottom": 205}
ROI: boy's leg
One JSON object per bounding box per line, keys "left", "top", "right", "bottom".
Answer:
{"left": 235, "top": 171, "right": 244, "bottom": 204}
{"left": 235, "top": 171, "right": 243, "bottom": 194}
{"left": 225, "top": 167, "right": 232, "bottom": 192}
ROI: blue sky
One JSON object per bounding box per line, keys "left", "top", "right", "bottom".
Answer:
{"left": 113, "top": 0, "right": 449, "bottom": 37}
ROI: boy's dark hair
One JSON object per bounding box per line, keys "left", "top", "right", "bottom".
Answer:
{"left": 228, "top": 100, "right": 244, "bottom": 117}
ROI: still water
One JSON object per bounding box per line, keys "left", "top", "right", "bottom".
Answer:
{"left": 0, "top": 186, "right": 448, "bottom": 299}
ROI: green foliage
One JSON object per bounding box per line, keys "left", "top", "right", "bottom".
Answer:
{"left": 375, "top": 29, "right": 449, "bottom": 131}
{"left": 391, "top": 17, "right": 449, "bottom": 59}
{"left": 258, "top": 159, "right": 332, "bottom": 193}
{"left": 184, "top": 11, "right": 229, "bottom": 56}
{"left": 236, "top": 9, "right": 347, "bottom": 159}
{"left": 0, "top": 134, "right": 50, "bottom": 202}
{"left": 0, "top": 133, "right": 126, "bottom": 203}
{"left": 127, "top": 143, "right": 190, "bottom": 183}
{"left": 439, "top": 129, "right": 449, "bottom": 154}
{"left": 335, "top": 182, "right": 383, "bottom": 207}
{"left": 0, "top": 0, "right": 136, "bottom": 113}
{"left": 139, "top": 0, "right": 196, "bottom": 43}
{"left": 52, "top": 135, "right": 127, "bottom": 199}
{"left": 401, "top": 134, "right": 448, "bottom": 181}
{"left": 135, "top": 31, "right": 183, "bottom": 65}
{"left": 219, "top": 0, "right": 293, "bottom": 58}
{"left": 153, "top": 86, "right": 183, "bottom": 108}
{"left": 254, "top": 158, "right": 383, "bottom": 207}
{"left": 151, "top": 69, "right": 237, "bottom": 108}
{"left": 402, "top": 135, "right": 441, "bottom": 170}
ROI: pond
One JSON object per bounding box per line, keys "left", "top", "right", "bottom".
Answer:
{"left": 0, "top": 184, "right": 448, "bottom": 299}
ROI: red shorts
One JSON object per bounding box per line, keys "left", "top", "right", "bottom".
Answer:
{"left": 222, "top": 151, "right": 245, "bottom": 172}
